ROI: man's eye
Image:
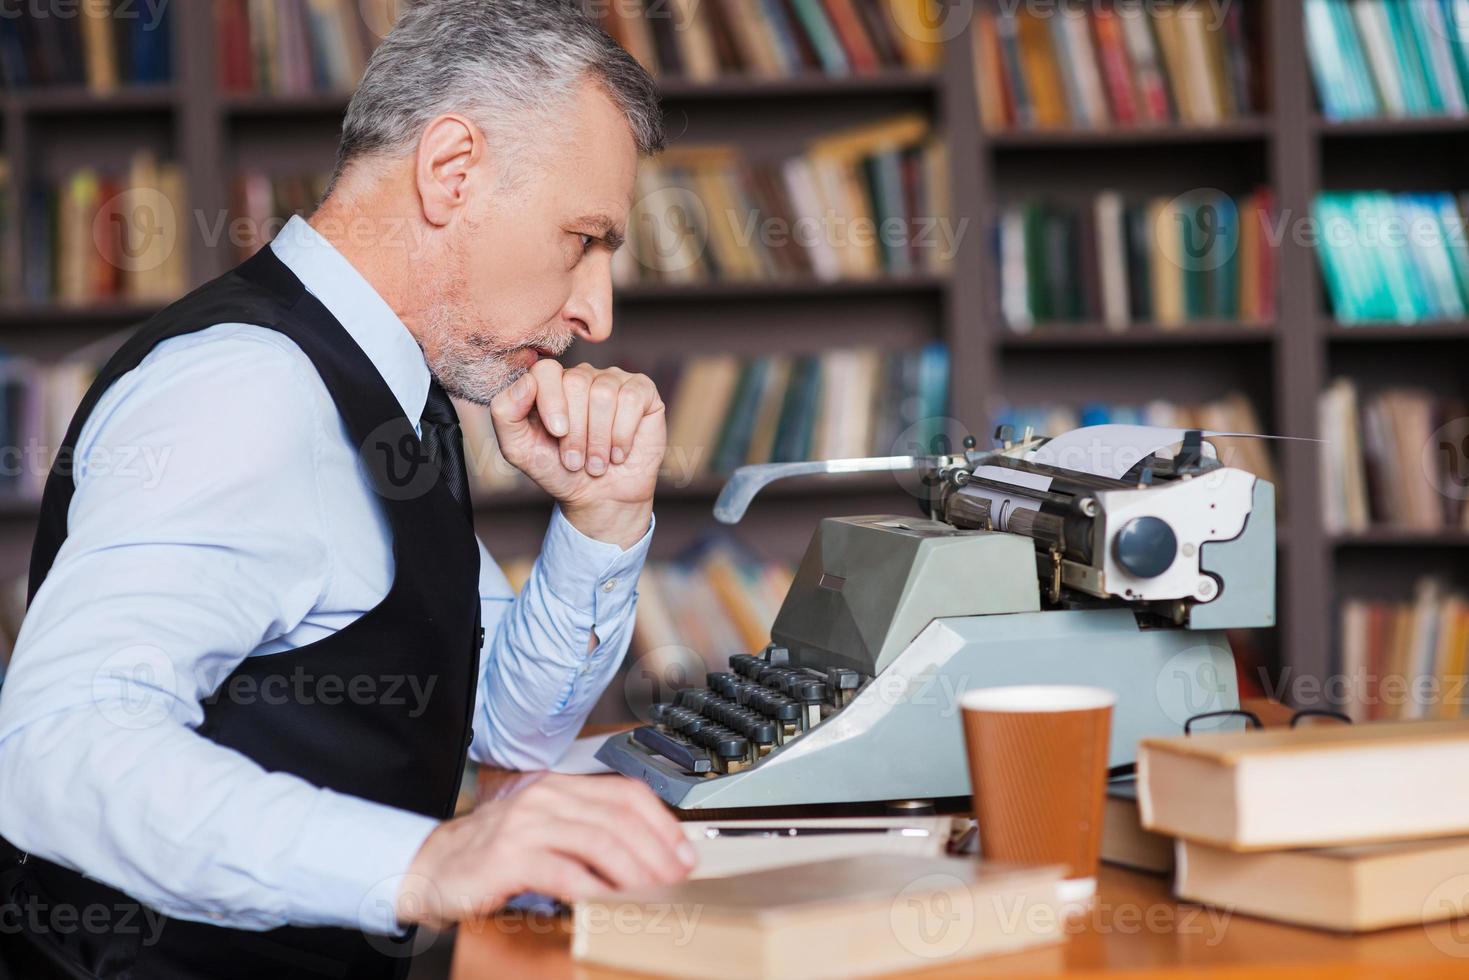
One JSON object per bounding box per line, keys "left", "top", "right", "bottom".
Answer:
{"left": 579, "top": 234, "right": 596, "bottom": 251}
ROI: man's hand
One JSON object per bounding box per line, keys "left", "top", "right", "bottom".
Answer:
{"left": 490, "top": 361, "right": 664, "bottom": 549}
{"left": 395, "top": 774, "right": 695, "bottom": 929}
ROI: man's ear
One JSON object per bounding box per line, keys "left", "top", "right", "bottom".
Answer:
{"left": 415, "top": 114, "right": 484, "bottom": 227}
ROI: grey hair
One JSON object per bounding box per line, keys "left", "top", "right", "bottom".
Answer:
{"left": 329, "top": 0, "right": 663, "bottom": 192}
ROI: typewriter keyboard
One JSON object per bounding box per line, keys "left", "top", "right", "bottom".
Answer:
{"left": 631, "top": 649, "right": 866, "bottom": 776}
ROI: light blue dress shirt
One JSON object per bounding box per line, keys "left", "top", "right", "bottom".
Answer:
{"left": 0, "top": 216, "right": 652, "bottom": 935}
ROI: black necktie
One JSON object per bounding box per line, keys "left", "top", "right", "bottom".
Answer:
{"left": 420, "top": 378, "right": 473, "bottom": 522}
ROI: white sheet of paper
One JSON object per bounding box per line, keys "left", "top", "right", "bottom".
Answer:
{"left": 551, "top": 733, "right": 615, "bottom": 775}
{"left": 1026, "top": 424, "right": 1221, "bottom": 479}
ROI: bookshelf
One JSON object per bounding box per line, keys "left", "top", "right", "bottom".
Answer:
{"left": 1, "top": 1, "right": 1465, "bottom": 698}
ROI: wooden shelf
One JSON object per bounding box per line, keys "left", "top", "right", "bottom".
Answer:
{"left": 1332, "top": 529, "right": 1469, "bottom": 548}
{"left": 657, "top": 70, "right": 939, "bottom": 100}
{"left": 1315, "top": 115, "right": 1469, "bottom": 138}
{"left": 615, "top": 274, "right": 948, "bottom": 302}
{"left": 3, "top": 85, "right": 178, "bottom": 115}
{"left": 1001, "top": 322, "right": 1274, "bottom": 349}
{"left": 215, "top": 71, "right": 941, "bottom": 117}
{"left": 984, "top": 118, "right": 1272, "bottom": 149}
{"left": 1325, "top": 320, "right": 1469, "bottom": 342}
{"left": 0, "top": 301, "right": 164, "bottom": 329}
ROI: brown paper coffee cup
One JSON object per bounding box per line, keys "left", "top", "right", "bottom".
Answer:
{"left": 960, "top": 685, "right": 1116, "bottom": 904}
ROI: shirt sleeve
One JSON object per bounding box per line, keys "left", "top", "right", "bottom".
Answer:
{"left": 0, "top": 327, "right": 437, "bottom": 935}
{"left": 470, "top": 506, "right": 653, "bottom": 771}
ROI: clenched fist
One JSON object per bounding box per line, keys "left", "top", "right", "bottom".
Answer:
{"left": 490, "top": 360, "right": 665, "bottom": 548}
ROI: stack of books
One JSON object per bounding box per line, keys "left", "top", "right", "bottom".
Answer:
{"left": 972, "top": 1, "right": 1258, "bottom": 130}
{"left": 230, "top": 171, "right": 331, "bottom": 262}
{"left": 216, "top": 0, "right": 398, "bottom": 93}
{"left": 1306, "top": 0, "right": 1469, "bottom": 121}
{"left": 617, "top": 115, "right": 950, "bottom": 285}
{"left": 597, "top": 0, "right": 942, "bottom": 81}
{"left": 0, "top": 1, "right": 173, "bottom": 91}
{"left": 1318, "top": 378, "right": 1468, "bottom": 534}
{"left": 22, "top": 156, "right": 189, "bottom": 305}
{"left": 998, "top": 189, "right": 1276, "bottom": 331}
{"left": 1140, "top": 719, "right": 1469, "bottom": 932}
{"left": 1340, "top": 579, "right": 1469, "bottom": 722}
{"left": 995, "top": 394, "right": 1278, "bottom": 485}
{"left": 1314, "top": 191, "right": 1469, "bottom": 325}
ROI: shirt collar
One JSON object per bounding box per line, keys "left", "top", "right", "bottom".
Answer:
{"left": 270, "top": 215, "right": 432, "bottom": 429}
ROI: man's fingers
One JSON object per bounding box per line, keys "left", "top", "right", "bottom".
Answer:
{"left": 609, "top": 377, "right": 658, "bottom": 466}
{"left": 554, "top": 775, "right": 691, "bottom": 859}
{"left": 530, "top": 359, "right": 570, "bottom": 438}
{"left": 488, "top": 371, "right": 539, "bottom": 429}
{"left": 521, "top": 852, "right": 613, "bottom": 903}
{"left": 554, "top": 813, "right": 687, "bottom": 887}
{"left": 558, "top": 368, "right": 591, "bottom": 471}
{"left": 584, "top": 374, "right": 622, "bottom": 476}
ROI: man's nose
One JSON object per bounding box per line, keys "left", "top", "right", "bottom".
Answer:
{"left": 565, "top": 261, "right": 614, "bottom": 344}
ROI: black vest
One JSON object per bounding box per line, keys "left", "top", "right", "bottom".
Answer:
{"left": 0, "top": 247, "right": 481, "bottom": 980}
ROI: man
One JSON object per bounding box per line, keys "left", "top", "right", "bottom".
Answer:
{"left": 0, "top": 2, "right": 693, "bottom": 977}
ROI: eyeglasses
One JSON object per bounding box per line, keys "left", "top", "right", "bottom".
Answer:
{"left": 1109, "top": 708, "right": 1353, "bottom": 780}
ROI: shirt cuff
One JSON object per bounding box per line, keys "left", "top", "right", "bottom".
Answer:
{"left": 283, "top": 789, "right": 439, "bottom": 935}
{"left": 539, "top": 505, "right": 654, "bottom": 626}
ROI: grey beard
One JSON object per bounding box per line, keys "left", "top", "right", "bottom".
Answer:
{"left": 422, "top": 306, "right": 571, "bottom": 407}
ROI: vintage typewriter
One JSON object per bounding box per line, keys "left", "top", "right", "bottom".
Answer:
{"left": 598, "top": 424, "right": 1275, "bottom": 810}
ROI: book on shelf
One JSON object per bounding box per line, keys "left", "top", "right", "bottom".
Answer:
{"left": 0, "top": 357, "right": 96, "bottom": 503}
{"left": 23, "top": 155, "right": 189, "bottom": 306}
{"left": 997, "top": 189, "right": 1276, "bottom": 332}
{"left": 596, "top": 0, "right": 941, "bottom": 82}
{"left": 1340, "top": 579, "right": 1469, "bottom": 723}
{"left": 1314, "top": 191, "right": 1469, "bottom": 325}
{"left": 1318, "top": 378, "right": 1468, "bottom": 534}
{"left": 572, "top": 855, "right": 1065, "bottom": 980}
{"left": 217, "top": 0, "right": 399, "bottom": 94}
{"left": 0, "top": 161, "right": 10, "bottom": 300}
{"left": 1307, "top": 0, "right": 1469, "bottom": 122}
{"left": 0, "top": 0, "right": 172, "bottom": 91}
{"left": 1175, "top": 835, "right": 1469, "bottom": 933}
{"left": 1138, "top": 718, "right": 1469, "bottom": 850}
{"left": 995, "top": 393, "right": 1278, "bottom": 487}
{"left": 973, "top": 0, "right": 1258, "bottom": 131}
{"left": 616, "top": 116, "right": 951, "bottom": 285}
{"left": 230, "top": 171, "right": 331, "bottom": 263}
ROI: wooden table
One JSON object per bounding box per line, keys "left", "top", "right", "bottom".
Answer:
{"left": 453, "top": 758, "right": 1469, "bottom": 979}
